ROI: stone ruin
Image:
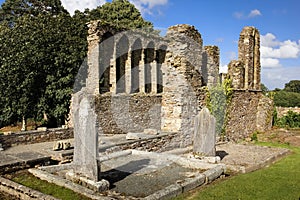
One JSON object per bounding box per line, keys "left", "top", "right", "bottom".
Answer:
{"left": 66, "top": 22, "right": 274, "bottom": 188}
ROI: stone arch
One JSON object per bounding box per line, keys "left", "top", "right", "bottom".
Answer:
{"left": 144, "top": 41, "right": 155, "bottom": 93}
{"left": 116, "top": 35, "right": 129, "bottom": 93}
{"left": 131, "top": 38, "right": 142, "bottom": 93}
{"left": 99, "top": 32, "right": 114, "bottom": 94}
{"left": 156, "top": 45, "right": 167, "bottom": 93}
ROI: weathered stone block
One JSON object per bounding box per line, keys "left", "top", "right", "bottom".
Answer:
{"left": 193, "top": 107, "right": 216, "bottom": 156}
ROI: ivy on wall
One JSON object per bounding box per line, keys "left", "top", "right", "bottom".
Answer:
{"left": 206, "top": 78, "right": 233, "bottom": 137}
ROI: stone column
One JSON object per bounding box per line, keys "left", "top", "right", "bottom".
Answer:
{"left": 139, "top": 49, "right": 145, "bottom": 93}
{"left": 125, "top": 51, "right": 132, "bottom": 94}
{"left": 193, "top": 107, "right": 216, "bottom": 156}
{"left": 204, "top": 46, "right": 220, "bottom": 88}
{"left": 86, "top": 41, "right": 100, "bottom": 95}
{"left": 110, "top": 43, "right": 117, "bottom": 94}
{"left": 151, "top": 59, "right": 158, "bottom": 94}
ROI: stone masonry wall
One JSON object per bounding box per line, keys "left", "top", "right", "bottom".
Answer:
{"left": 203, "top": 45, "right": 220, "bottom": 88}
{"left": 0, "top": 128, "right": 73, "bottom": 149}
{"left": 225, "top": 91, "right": 268, "bottom": 141}
{"left": 95, "top": 94, "right": 161, "bottom": 134}
{"left": 161, "top": 24, "right": 205, "bottom": 147}
{"left": 238, "top": 26, "right": 261, "bottom": 90}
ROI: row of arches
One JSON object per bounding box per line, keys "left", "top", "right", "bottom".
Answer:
{"left": 99, "top": 33, "right": 167, "bottom": 94}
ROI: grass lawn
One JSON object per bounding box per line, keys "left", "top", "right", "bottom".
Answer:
{"left": 12, "top": 171, "right": 91, "bottom": 200}
{"left": 173, "top": 142, "right": 300, "bottom": 200}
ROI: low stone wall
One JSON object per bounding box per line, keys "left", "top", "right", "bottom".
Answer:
{"left": 0, "top": 128, "right": 73, "bottom": 149}
{"left": 119, "top": 133, "right": 178, "bottom": 152}
{"left": 226, "top": 90, "right": 273, "bottom": 141}
{"left": 276, "top": 106, "right": 300, "bottom": 118}
{"left": 95, "top": 93, "right": 162, "bottom": 134}
{"left": 0, "top": 176, "right": 58, "bottom": 200}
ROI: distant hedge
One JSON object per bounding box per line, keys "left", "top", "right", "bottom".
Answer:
{"left": 273, "top": 91, "right": 300, "bottom": 107}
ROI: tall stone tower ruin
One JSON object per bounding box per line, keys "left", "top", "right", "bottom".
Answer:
{"left": 228, "top": 26, "right": 261, "bottom": 90}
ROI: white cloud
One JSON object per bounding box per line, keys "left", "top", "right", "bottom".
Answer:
{"left": 262, "top": 66, "right": 300, "bottom": 89}
{"left": 261, "top": 33, "right": 280, "bottom": 47}
{"left": 219, "top": 65, "right": 228, "bottom": 73}
{"left": 248, "top": 9, "right": 262, "bottom": 18}
{"left": 61, "top": 0, "right": 106, "bottom": 15}
{"left": 261, "top": 58, "right": 281, "bottom": 68}
{"left": 234, "top": 9, "right": 262, "bottom": 19}
{"left": 129, "top": 0, "right": 168, "bottom": 15}
{"left": 261, "top": 33, "right": 300, "bottom": 62}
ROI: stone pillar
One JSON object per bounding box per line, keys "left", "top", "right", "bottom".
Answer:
{"left": 125, "top": 51, "right": 132, "bottom": 94}
{"left": 238, "top": 26, "right": 261, "bottom": 90}
{"left": 151, "top": 59, "right": 158, "bottom": 94}
{"left": 193, "top": 107, "right": 216, "bottom": 156}
{"left": 86, "top": 40, "right": 100, "bottom": 95}
{"left": 72, "top": 91, "right": 99, "bottom": 182}
{"left": 110, "top": 45, "right": 117, "bottom": 94}
{"left": 203, "top": 46, "right": 220, "bottom": 88}
{"left": 139, "top": 49, "right": 145, "bottom": 93}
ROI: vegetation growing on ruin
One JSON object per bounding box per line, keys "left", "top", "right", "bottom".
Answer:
{"left": 206, "top": 78, "right": 233, "bottom": 136}
{"left": 274, "top": 110, "right": 300, "bottom": 128}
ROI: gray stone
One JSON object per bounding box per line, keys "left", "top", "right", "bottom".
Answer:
{"left": 53, "top": 141, "right": 62, "bottom": 151}
{"left": 72, "top": 91, "right": 100, "bottom": 182}
{"left": 126, "top": 132, "right": 143, "bottom": 140}
{"left": 193, "top": 107, "right": 216, "bottom": 156}
{"left": 144, "top": 128, "right": 159, "bottom": 135}
{"left": 0, "top": 143, "right": 3, "bottom": 151}
{"left": 66, "top": 170, "right": 109, "bottom": 192}
{"left": 37, "top": 127, "right": 47, "bottom": 131}
{"left": 63, "top": 141, "right": 71, "bottom": 150}
{"left": 3, "top": 131, "right": 13, "bottom": 135}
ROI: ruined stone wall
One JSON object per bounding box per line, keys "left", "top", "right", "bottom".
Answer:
{"left": 203, "top": 46, "right": 220, "bottom": 88}
{"left": 276, "top": 107, "right": 300, "bottom": 118}
{"left": 161, "top": 24, "right": 205, "bottom": 147}
{"left": 256, "top": 96, "right": 274, "bottom": 132}
{"left": 238, "top": 26, "right": 261, "bottom": 90}
{"left": 95, "top": 94, "right": 161, "bottom": 134}
{"left": 225, "top": 91, "right": 273, "bottom": 141}
{"left": 228, "top": 60, "right": 245, "bottom": 89}
{"left": 0, "top": 128, "right": 73, "bottom": 149}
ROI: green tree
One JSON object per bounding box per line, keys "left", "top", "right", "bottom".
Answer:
{"left": 284, "top": 80, "right": 300, "bottom": 93}
{"left": 273, "top": 90, "right": 300, "bottom": 107}
{"left": 86, "top": 0, "right": 154, "bottom": 30}
{"left": 0, "top": 1, "right": 86, "bottom": 128}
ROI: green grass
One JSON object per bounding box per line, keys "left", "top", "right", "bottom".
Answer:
{"left": 173, "top": 142, "right": 300, "bottom": 200}
{"left": 12, "top": 171, "right": 91, "bottom": 200}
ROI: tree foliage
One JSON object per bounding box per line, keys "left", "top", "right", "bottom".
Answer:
{"left": 275, "top": 110, "right": 300, "bottom": 128}
{"left": 273, "top": 90, "right": 300, "bottom": 107}
{"left": 0, "top": 1, "right": 87, "bottom": 127}
{"left": 273, "top": 80, "right": 300, "bottom": 107}
{"left": 87, "top": 0, "right": 153, "bottom": 30}
{"left": 0, "top": 0, "right": 155, "bottom": 128}
{"left": 284, "top": 80, "right": 300, "bottom": 93}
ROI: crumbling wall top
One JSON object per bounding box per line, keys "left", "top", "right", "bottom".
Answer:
{"left": 167, "top": 24, "right": 202, "bottom": 46}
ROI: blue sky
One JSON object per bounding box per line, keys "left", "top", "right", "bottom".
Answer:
{"left": 1, "top": 0, "right": 299, "bottom": 89}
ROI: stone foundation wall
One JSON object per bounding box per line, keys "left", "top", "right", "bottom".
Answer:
{"left": 276, "top": 106, "right": 300, "bottom": 118}
{"left": 95, "top": 94, "right": 162, "bottom": 134}
{"left": 0, "top": 128, "right": 73, "bottom": 149}
{"left": 225, "top": 91, "right": 273, "bottom": 141}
